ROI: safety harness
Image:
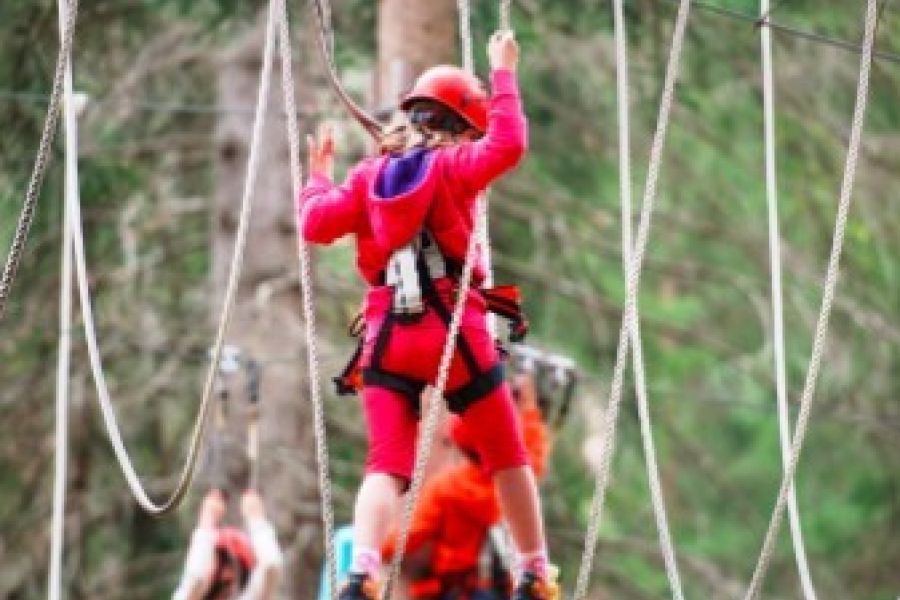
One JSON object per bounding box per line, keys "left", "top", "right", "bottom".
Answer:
{"left": 334, "top": 231, "right": 528, "bottom": 415}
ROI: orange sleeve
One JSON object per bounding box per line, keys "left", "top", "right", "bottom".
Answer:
{"left": 381, "top": 473, "right": 450, "bottom": 561}
{"left": 521, "top": 406, "right": 551, "bottom": 479}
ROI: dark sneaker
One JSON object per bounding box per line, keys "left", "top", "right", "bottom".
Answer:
{"left": 337, "top": 572, "right": 379, "bottom": 600}
{"left": 512, "top": 571, "right": 560, "bottom": 600}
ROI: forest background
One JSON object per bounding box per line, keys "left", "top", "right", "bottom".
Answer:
{"left": 0, "top": 0, "right": 897, "bottom": 598}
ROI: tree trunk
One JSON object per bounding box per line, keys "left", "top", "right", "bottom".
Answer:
{"left": 212, "top": 12, "right": 324, "bottom": 598}
{"left": 210, "top": 2, "right": 459, "bottom": 597}
{"left": 376, "top": 0, "right": 458, "bottom": 109}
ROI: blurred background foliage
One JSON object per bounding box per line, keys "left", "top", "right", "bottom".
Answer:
{"left": 0, "top": 0, "right": 897, "bottom": 598}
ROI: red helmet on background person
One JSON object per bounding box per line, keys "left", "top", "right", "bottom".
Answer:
{"left": 215, "top": 527, "right": 256, "bottom": 572}
{"left": 401, "top": 65, "right": 489, "bottom": 133}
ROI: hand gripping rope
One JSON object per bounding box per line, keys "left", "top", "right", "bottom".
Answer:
{"left": 743, "top": 0, "right": 878, "bottom": 596}
{"left": 381, "top": 3, "right": 506, "bottom": 598}
{"left": 64, "top": 0, "right": 280, "bottom": 515}
{"left": 612, "top": 0, "right": 685, "bottom": 596}
{"left": 0, "top": 0, "right": 79, "bottom": 322}
{"left": 759, "top": 0, "right": 817, "bottom": 597}
{"left": 573, "top": 1, "right": 693, "bottom": 598}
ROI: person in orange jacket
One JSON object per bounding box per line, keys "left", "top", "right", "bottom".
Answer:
{"left": 382, "top": 373, "right": 551, "bottom": 600}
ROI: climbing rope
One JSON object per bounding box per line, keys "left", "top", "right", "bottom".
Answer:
{"left": 759, "top": 1, "right": 817, "bottom": 597}
{"left": 382, "top": 186, "right": 485, "bottom": 600}
{"left": 309, "top": 0, "right": 383, "bottom": 140}
{"left": 612, "top": 0, "right": 685, "bottom": 597}
{"left": 66, "top": 0, "right": 279, "bottom": 515}
{"left": 383, "top": 6, "right": 510, "bottom": 596}
{"left": 456, "top": 0, "right": 496, "bottom": 335}
{"left": 457, "top": 0, "right": 475, "bottom": 73}
{"left": 0, "top": 0, "right": 79, "bottom": 322}
{"left": 573, "top": 1, "right": 692, "bottom": 597}
{"left": 245, "top": 358, "right": 261, "bottom": 491}
{"left": 500, "top": 0, "right": 512, "bottom": 31}
{"left": 743, "top": 0, "right": 878, "bottom": 596}
{"left": 49, "top": 2, "right": 78, "bottom": 595}
{"left": 278, "top": 0, "right": 339, "bottom": 596}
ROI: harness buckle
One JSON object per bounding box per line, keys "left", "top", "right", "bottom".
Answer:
{"left": 385, "top": 231, "right": 447, "bottom": 318}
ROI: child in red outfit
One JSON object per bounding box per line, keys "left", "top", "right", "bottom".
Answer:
{"left": 299, "top": 31, "right": 556, "bottom": 600}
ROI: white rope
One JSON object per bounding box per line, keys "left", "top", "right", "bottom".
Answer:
{"left": 68, "top": 0, "right": 279, "bottom": 515}
{"left": 500, "top": 0, "right": 512, "bottom": 31}
{"left": 759, "top": 1, "right": 817, "bottom": 598}
{"left": 743, "top": 0, "right": 878, "bottom": 596}
{"left": 49, "top": 2, "right": 78, "bottom": 594}
{"left": 276, "top": 0, "right": 338, "bottom": 597}
{"left": 457, "top": 0, "right": 475, "bottom": 74}
{"left": 0, "top": 0, "right": 79, "bottom": 322}
{"left": 573, "top": 1, "right": 692, "bottom": 597}
{"left": 456, "top": 0, "right": 498, "bottom": 335}
{"left": 382, "top": 5, "right": 488, "bottom": 590}
{"left": 613, "top": 0, "right": 685, "bottom": 597}
{"left": 383, "top": 198, "right": 485, "bottom": 600}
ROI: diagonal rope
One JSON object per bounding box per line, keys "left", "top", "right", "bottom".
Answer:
{"left": 69, "top": 0, "right": 279, "bottom": 515}
{"left": 743, "top": 0, "right": 878, "bottom": 596}
{"left": 382, "top": 4, "right": 494, "bottom": 595}
{"left": 277, "top": 1, "right": 338, "bottom": 597}
{"left": 759, "top": 0, "right": 817, "bottom": 597}
{"left": 0, "top": 0, "right": 79, "bottom": 323}
{"left": 382, "top": 191, "right": 485, "bottom": 600}
{"left": 308, "top": 0, "right": 383, "bottom": 139}
{"left": 49, "top": 2, "right": 78, "bottom": 595}
{"left": 573, "top": 1, "right": 692, "bottom": 597}
{"left": 613, "top": 0, "right": 685, "bottom": 597}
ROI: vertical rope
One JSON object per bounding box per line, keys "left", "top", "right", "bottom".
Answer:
{"left": 500, "top": 0, "right": 512, "bottom": 31}
{"left": 573, "top": 1, "right": 692, "bottom": 597}
{"left": 0, "top": 0, "right": 79, "bottom": 322}
{"left": 456, "top": 0, "right": 497, "bottom": 335}
{"left": 457, "top": 0, "right": 474, "bottom": 73}
{"left": 613, "top": 0, "right": 685, "bottom": 597}
{"left": 743, "top": 0, "right": 878, "bottom": 596}
{"left": 69, "top": 0, "right": 279, "bottom": 515}
{"left": 49, "top": 2, "right": 77, "bottom": 595}
{"left": 759, "top": 1, "right": 817, "bottom": 598}
{"left": 278, "top": 0, "right": 338, "bottom": 597}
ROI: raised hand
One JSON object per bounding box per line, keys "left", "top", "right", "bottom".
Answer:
{"left": 306, "top": 122, "right": 335, "bottom": 179}
{"left": 488, "top": 30, "right": 519, "bottom": 72}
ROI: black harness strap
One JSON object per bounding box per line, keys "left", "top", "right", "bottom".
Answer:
{"left": 361, "top": 369, "right": 428, "bottom": 414}
{"left": 333, "top": 343, "right": 363, "bottom": 396}
{"left": 445, "top": 363, "right": 505, "bottom": 414}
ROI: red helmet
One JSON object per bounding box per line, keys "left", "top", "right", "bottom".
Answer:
{"left": 215, "top": 527, "right": 256, "bottom": 573}
{"left": 448, "top": 415, "right": 480, "bottom": 459}
{"left": 401, "top": 65, "right": 489, "bottom": 133}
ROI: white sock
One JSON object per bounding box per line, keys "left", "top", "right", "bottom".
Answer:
{"left": 350, "top": 546, "right": 381, "bottom": 578}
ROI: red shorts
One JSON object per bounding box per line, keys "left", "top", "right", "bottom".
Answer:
{"left": 360, "top": 282, "right": 527, "bottom": 480}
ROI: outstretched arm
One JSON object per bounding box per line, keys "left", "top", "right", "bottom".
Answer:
{"left": 445, "top": 31, "right": 527, "bottom": 193}
{"left": 172, "top": 491, "right": 225, "bottom": 600}
{"left": 242, "top": 491, "right": 284, "bottom": 600}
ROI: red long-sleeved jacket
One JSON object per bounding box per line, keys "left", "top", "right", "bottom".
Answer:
{"left": 297, "top": 69, "right": 526, "bottom": 289}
